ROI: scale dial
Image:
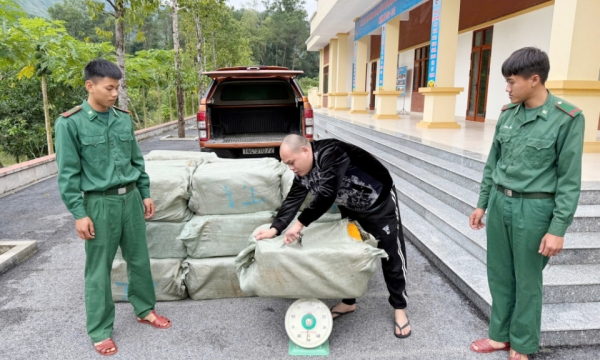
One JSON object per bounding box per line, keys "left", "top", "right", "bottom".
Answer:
{"left": 285, "top": 298, "right": 333, "bottom": 349}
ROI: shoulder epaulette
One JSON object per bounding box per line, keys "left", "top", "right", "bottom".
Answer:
{"left": 61, "top": 106, "right": 82, "bottom": 118}
{"left": 555, "top": 100, "right": 582, "bottom": 118}
{"left": 113, "top": 106, "right": 131, "bottom": 114}
{"left": 501, "top": 103, "right": 518, "bottom": 111}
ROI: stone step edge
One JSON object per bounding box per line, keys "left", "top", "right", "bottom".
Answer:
{"left": 398, "top": 202, "right": 600, "bottom": 347}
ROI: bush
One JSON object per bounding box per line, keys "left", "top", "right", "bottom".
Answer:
{"left": 297, "top": 76, "right": 319, "bottom": 95}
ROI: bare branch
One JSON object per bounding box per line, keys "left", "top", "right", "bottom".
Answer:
{"left": 106, "top": 0, "right": 117, "bottom": 10}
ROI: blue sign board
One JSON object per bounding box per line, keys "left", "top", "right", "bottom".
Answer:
{"left": 378, "top": 24, "right": 386, "bottom": 90}
{"left": 352, "top": 41, "right": 357, "bottom": 90}
{"left": 396, "top": 66, "right": 408, "bottom": 95}
{"left": 427, "top": 0, "right": 441, "bottom": 87}
{"left": 355, "top": 0, "right": 423, "bottom": 41}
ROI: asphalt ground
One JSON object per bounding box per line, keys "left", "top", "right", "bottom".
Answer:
{"left": 1, "top": 126, "right": 598, "bottom": 359}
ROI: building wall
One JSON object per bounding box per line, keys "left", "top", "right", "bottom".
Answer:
{"left": 484, "top": 5, "right": 553, "bottom": 120}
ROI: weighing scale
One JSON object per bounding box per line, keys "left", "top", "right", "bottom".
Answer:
{"left": 285, "top": 298, "right": 333, "bottom": 356}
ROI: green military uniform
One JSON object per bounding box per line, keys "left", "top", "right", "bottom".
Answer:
{"left": 477, "top": 91, "right": 585, "bottom": 354}
{"left": 55, "top": 100, "right": 155, "bottom": 343}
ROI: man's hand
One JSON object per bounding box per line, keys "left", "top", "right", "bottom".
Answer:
{"left": 143, "top": 198, "right": 155, "bottom": 219}
{"left": 76, "top": 217, "right": 95, "bottom": 240}
{"left": 255, "top": 228, "right": 278, "bottom": 241}
{"left": 284, "top": 221, "right": 305, "bottom": 245}
{"left": 469, "top": 208, "right": 486, "bottom": 230}
{"left": 539, "top": 233, "right": 564, "bottom": 257}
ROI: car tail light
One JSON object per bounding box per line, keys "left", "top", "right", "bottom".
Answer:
{"left": 197, "top": 110, "right": 208, "bottom": 140}
{"left": 304, "top": 109, "right": 314, "bottom": 125}
{"left": 305, "top": 126, "right": 313, "bottom": 137}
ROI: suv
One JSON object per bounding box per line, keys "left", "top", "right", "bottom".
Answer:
{"left": 197, "top": 66, "right": 314, "bottom": 159}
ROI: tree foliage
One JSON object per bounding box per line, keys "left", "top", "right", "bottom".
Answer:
{"left": 0, "top": 0, "right": 318, "bottom": 164}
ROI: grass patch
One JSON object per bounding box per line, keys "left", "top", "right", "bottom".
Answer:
{"left": 0, "top": 147, "right": 19, "bottom": 168}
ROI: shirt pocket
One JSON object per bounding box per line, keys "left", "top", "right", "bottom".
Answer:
{"left": 495, "top": 131, "right": 512, "bottom": 156}
{"left": 118, "top": 132, "right": 133, "bottom": 159}
{"left": 524, "top": 137, "right": 555, "bottom": 169}
{"left": 80, "top": 135, "right": 107, "bottom": 164}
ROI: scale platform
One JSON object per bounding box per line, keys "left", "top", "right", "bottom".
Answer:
{"left": 289, "top": 340, "right": 330, "bottom": 356}
{"left": 285, "top": 299, "right": 333, "bottom": 356}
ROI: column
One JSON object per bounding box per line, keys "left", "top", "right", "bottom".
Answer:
{"left": 350, "top": 36, "right": 369, "bottom": 114}
{"left": 333, "top": 33, "right": 349, "bottom": 110}
{"left": 416, "top": 0, "right": 462, "bottom": 129}
{"left": 373, "top": 16, "right": 401, "bottom": 120}
{"left": 546, "top": 0, "right": 600, "bottom": 153}
{"left": 327, "top": 39, "right": 338, "bottom": 110}
{"left": 317, "top": 48, "right": 324, "bottom": 108}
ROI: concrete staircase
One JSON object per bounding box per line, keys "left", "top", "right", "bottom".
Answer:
{"left": 314, "top": 112, "right": 600, "bottom": 347}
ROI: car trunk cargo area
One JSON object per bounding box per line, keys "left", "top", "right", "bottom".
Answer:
{"left": 206, "top": 80, "right": 302, "bottom": 144}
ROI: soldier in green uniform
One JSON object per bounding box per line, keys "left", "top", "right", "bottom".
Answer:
{"left": 468, "top": 48, "right": 585, "bottom": 360}
{"left": 55, "top": 59, "right": 172, "bottom": 356}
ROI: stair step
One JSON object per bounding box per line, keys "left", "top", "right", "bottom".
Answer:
{"left": 316, "top": 121, "right": 483, "bottom": 193}
{"left": 316, "top": 113, "right": 600, "bottom": 205}
{"left": 544, "top": 264, "right": 600, "bottom": 303}
{"left": 318, "top": 123, "right": 600, "bottom": 233}
{"left": 399, "top": 197, "right": 600, "bottom": 347}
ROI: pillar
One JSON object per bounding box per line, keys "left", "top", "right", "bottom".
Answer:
{"left": 373, "top": 16, "right": 401, "bottom": 120}
{"left": 546, "top": 0, "right": 600, "bottom": 152}
{"left": 317, "top": 48, "right": 324, "bottom": 108}
{"left": 333, "top": 33, "right": 349, "bottom": 110}
{"left": 327, "top": 39, "right": 338, "bottom": 110}
{"left": 350, "top": 36, "right": 369, "bottom": 114}
{"left": 416, "top": 0, "right": 462, "bottom": 129}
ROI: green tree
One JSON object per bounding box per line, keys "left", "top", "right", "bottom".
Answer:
{"left": 48, "top": 0, "right": 114, "bottom": 43}
{"left": 86, "top": 0, "right": 160, "bottom": 111}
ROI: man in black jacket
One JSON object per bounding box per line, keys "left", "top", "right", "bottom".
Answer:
{"left": 255, "top": 135, "right": 411, "bottom": 338}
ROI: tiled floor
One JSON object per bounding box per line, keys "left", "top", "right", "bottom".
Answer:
{"left": 315, "top": 108, "right": 600, "bottom": 182}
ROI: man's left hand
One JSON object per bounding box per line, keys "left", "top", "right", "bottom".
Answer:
{"left": 284, "top": 221, "right": 305, "bottom": 245}
{"left": 539, "top": 233, "right": 564, "bottom": 257}
{"left": 143, "top": 198, "right": 155, "bottom": 219}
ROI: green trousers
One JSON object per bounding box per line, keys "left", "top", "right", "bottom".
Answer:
{"left": 486, "top": 187, "right": 553, "bottom": 354}
{"left": 83, "top": 187, "right": 155, "bottom": 343}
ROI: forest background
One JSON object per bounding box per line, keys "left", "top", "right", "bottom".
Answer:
{"left": 0, "top": 0, "right": 319, "bottom": 166}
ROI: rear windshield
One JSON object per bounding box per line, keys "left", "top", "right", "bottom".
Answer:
{"left": 219, "top": 83, "right": 291, "bottom": 101}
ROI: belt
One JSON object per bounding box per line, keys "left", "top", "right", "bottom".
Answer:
{"left": 85, "top": 183, "right": 136, "bottom": 197}
{"left": 495, "top": 184, "right": 554, "bottom": 199}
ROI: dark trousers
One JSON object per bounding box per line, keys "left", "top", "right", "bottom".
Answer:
{"left": 339, "top": 187, "right": 408, "bottom": 309}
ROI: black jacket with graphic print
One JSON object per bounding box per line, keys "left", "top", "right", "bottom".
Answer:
{"left": 271, "top": 139, "right": 393, "bottom": 235}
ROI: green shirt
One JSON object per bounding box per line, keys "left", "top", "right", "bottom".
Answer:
{"left": 95, "top": 110, "right": 109, "bottom": 125}
{"left": 55, "top": 100, "right": 150, "bottom": 220}
{"left": 477, "top": 91, "right": 585, "bottom": 237}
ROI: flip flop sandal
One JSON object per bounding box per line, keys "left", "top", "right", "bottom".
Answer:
{"left": 94, "top": 338, "right": 118, "bottom": 356}
{"left": 137, "top": 310, "right": 172, "bottom": 329}
{"left": 394, "top": 320, "right": 411, "bottom": 339}
{"left": 330, "top": 306, "right": 355, "bottom": 320}
{"left": 470, "top": 338, "right": 510, "bottom": 353}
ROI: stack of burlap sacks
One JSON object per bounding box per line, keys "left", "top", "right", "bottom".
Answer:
{"left": 111, "top": 150, "right": 385, "bottom": 302}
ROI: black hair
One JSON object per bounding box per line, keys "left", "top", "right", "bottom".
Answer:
{"left": 84, "top": 59, "right": 122, "bottom": 82}
{"left": 501, "top": 47, "right": 550, "bottom": 84}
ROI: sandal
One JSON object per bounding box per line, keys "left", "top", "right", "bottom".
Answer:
{"left": 136, "top": 310, "right": 172, "bottom": 329}
{"left": 94, "top": 338, "right": 117, "bottom": 356}
{"left": 330, "top": 306, "right": 355, "bottom": 320}
{"left": 470, "top": 338, "right": 510, "bottom": 353}
{"left": 394, "top": 320, "right": 411, "bottom": 339}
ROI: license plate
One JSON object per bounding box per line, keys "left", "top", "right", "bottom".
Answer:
{"left": 243, "top": 147, "right": 275, "bottom": 155}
